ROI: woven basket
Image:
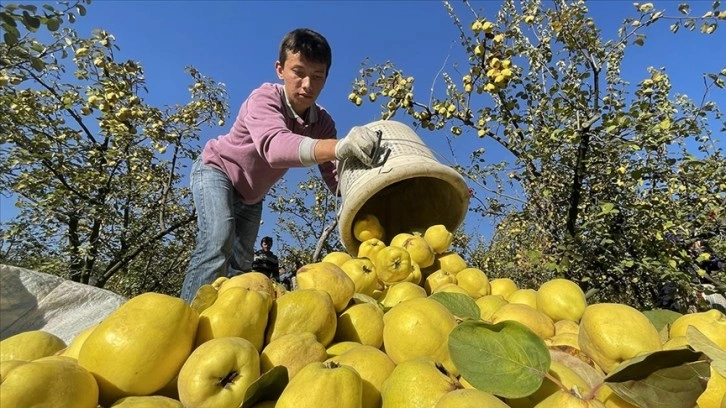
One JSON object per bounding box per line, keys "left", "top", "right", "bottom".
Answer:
{"left": 337, "top": 120, "right": 470, "bottom": 255}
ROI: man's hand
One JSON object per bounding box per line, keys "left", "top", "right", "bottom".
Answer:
{"left": 335, "top": 126, "right": 380, "bottom": 167}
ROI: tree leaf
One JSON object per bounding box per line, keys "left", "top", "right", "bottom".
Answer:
{"left": 643, "top": 308, "right": 682, "bottom": 331}
{"left": 549, "top": 348, "right": 605, "bottom": 390}
{"left": 429, "top": 292, "right": 480, "bottom": 320}
{"left": 45, "top": 17, "right": 60, "bottom": 32}
{"left": 449, "top": 320, "right": 550, "bottom": 398}
{"left": 686, "top": 326, "right": 726, "bottom": 376}
{"left": 3, "top": 29, "right": 18, "bottom": 46}
{"left": 240, "top": 365, "right": 289, "bottom": 408}
{"left": 605, "top": 348, "right": 709, "bottom": 408}
{"left": 190, "top": 284, "right": 217, "bottom": 314}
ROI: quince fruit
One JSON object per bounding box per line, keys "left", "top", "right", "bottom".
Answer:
{"left": 383, "top": 297, "right": 458, "bottom": 374}
{"left": 276, "top": 361, "right": 363, "bottom": 408}
{"left": 297, "top": 262, "right": 355, "bottom": 312}
{"left": 456, "top": 267, "right": 491, "bottom": 298}
{"left": 177, "top": 336, "right": 260, "bottom": 408}
{"left": 327, "top": 345, "right": 396, "bottom": 408}
{"left": 0, "top": 356, "right": 98, "bottom": 408}
{"left": 60, "top": 325, "right": 97, "bottom": 359}
{"left": 697, "top": 365, "right": 726, "bottom": 408}
{"left": 265, "top": 288, "right": 337, "bottom": 346}
{"left": 578, "top": 303, "right": 661, "bottom": 373}
{"left": 322, "top": 251, "right": 353, "bottom": 267}
{"left": 111, "top": 395, "right": 184, "bottom": 407}
{"left": 436, "top": 252, "right": 468, "bottom": 275}
{"left": 402, "top": 235, "right": 435, "bottom": 268}
{"left": 535, "top": 389, "right": 606, "bottom": 407}
{"left": 424, "top": 224, "right": 453, "bottom": 254}
{"left": 508, "top": 288, "right": 538, "bottom": 309}
{"left": 507, "top": 360, "right": 590, "bottom": 407}
{"left": 491, "top": 303, "right": 555, "bottom": 339}
{"left": 218, "top": 272, "right": 274, "bottom": 298}
{"left": 555, "top": 319, "right": 581, "bottom": 336}
{"left": 669, "top": 309, "right": 726, "bottom": 350}
{"left": 436, "top": 388, "right": 510, "bottom": 407}
{"left": 436, "top": 283, "right": 471, "bottom": 296}
{"left": 354, "top": 214, "right": 385, "bottom": 242}
{"left": 404, "top": 260, "right": 423, "bottom": 285}
{"left": 380, "top": 281, "right": 428, "bottom": 309}
{"left": 381, "top": 357, "right": 458, "bottom": 408}
{"left": 390, "top": 232, "right": 413, "bottom": 248}
{"left": 476, "top": 294, "right": 508, "bottom": 321}
{"left": 490, "top": 277, "right": 519, "bottom": 299}
{"left": 424, "top": 269, "right": 457, "bottom": 294}
{"left": 537, "top": 278, "right": 587, "bottom": 322}
{"left": 78, "top": 293, "right": 198, "bottom": 406}
{"left": 595, "top": 383, "right": 638, "bottom": 408}
{"left": 0, "top": 330, "right": 66, "bottom": 362}
{"left": 340, "top": 257, "right": 378, "bottom": 296}
{"left": 335, "top": 302, "right": 385, "bottom": 348}
{"left": 195, "top": 286, "right": 272, "bottom": 351}
{"left": 326, "top": 341, "right": 361, "bottom": 357}
{"left": 260, "top": 332, "right": 327, "bottom": 379}
{"left": 358, "top": 238, "right": 386, "bottom": 260}
{"left": 375, "top": 245, "right": 413, "bottom": 285}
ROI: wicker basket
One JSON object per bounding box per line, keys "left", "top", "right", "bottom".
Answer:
{"left": 337, "top": 120, "right": 470, "bottom": 255}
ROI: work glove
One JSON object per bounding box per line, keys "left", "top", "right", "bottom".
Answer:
{"left": 335, "top": 126, "right": 380, "bottom": 167}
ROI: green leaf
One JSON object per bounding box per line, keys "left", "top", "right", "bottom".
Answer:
{"left": 605, "top": 348, "right": 709, "bottom": 408}
{"left": 190, "top": 284, "right": 217, "bottom": 314}
{"left": 429, "top": 292, "right": 480, "bottom": 320}
{"left": 3, "top": 29, "right": 18, "bottom": 46}
{"left": 77, "top": 5, "right": 87, "bottom": 16}
{"left": 30, "top": 57, "right": 45, "bottom": 72}
{"left": 240, "top": 366, "right": 289, "bottom": 408}
{"left": 643, "top": 309, "right": 682, "bottom": 331}
{"left": 21, "top": 11, "right": 40, "bottom": 30}
{"left": 686, "top": 326, "right": 726, "bottom": 376}
{"left": 45, "top": 17, "right": 60, "bottom": 32}
{"left": 678, "top": 3, "right": 690, "bottom": 14}
{"left": 600, "top": 202, "right": 616, "bottom": 214}
{"left": 449, "top": 320, "right": 550, "bottom": 398}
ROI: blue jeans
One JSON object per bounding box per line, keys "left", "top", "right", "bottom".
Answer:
{"left": 180, "top": 159, "right": 262, "bottom": 303}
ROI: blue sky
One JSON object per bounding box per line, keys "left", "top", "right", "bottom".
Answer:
{"left": 2, "top": 0, "right": 724, "bottom": 251}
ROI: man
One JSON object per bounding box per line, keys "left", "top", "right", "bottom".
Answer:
{"left": 252, "top": 236, "right": 279, "bottom": 280}
{"left": 179, "top": 28, "right": 379, "bottom": 303}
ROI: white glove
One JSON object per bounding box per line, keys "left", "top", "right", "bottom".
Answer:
{"left": 335, "top": 126, "right": 379, "bottom": 167}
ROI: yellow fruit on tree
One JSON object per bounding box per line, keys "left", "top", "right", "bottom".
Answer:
{"left": 424, "top": 224, "right": 453, "bottom": 254}
{"left": 265, "top": 288, "right": 338, "bottom": 346}
{"left": 335, "top": 302, "right": 385, "bottom": 348}
{"left": 297, "top": 262, "right": 356, "bottom": 312}
{"left": 0, "top": 330, "right": 66, "bottom": 362}
{"left": 276, "top": 361, "right": 363, "bottom": 408}
{"left": 260, "top": 332, "right": 328, "bottom": 379}
{"left": 0, "top": 356, "right": 98, "bottom": 408}
{"left": 537, "top": 279, "right": 587, "bottom": 322}
{"left": 383, "top": 297, "right": 458, "bottom": 374}
{"left": 327, "top": 345, "right": 396, "bottom": 408}
{"left": 354, "top": 214, "right": 385, "bottom": 242}
{"left": 578, "top": 303, "right": 662, "bottom": 373}
{"left": 78, "top": 293, "right": 198, "bottom": 406}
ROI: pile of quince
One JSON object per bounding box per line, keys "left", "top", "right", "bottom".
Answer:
{"left": 1, "top": 216, "right": 724, "bottom": 408}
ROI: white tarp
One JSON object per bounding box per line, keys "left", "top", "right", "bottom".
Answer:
{"left": 0, "top": 264, "right": 127, "bottom": 344}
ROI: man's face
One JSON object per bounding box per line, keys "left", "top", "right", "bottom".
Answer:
{"left": 262, "top": 241, "right": 270, "bottom": 250}
{"left": 275, "top": 51, "right": 327, "bottom": 116}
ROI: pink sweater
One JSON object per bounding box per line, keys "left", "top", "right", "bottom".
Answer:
{"left": 202, "top": 83, "right": 339, "bottom": 204}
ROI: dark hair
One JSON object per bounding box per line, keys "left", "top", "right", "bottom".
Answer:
{"left": 279, "top": 28, "right": 332, "bottom": 75}
{"left": 262, "top": 236, "right": 273, "bottom": 245}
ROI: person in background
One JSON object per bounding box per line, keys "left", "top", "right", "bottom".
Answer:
{"left": 180, "top": 28, "right": 380, "bottom": 303}
{"left": 252, "top": 236, "right": 279, "bottom": 280}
